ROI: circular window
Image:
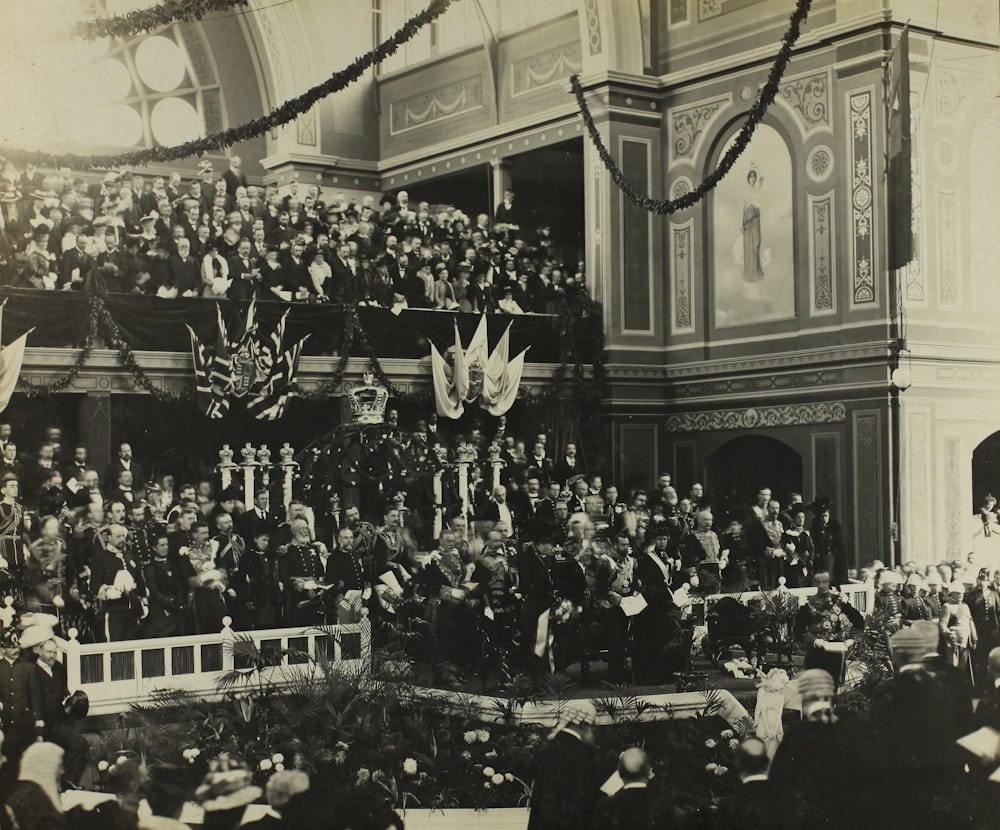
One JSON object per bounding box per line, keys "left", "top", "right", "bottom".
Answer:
{"left": 150, "top": 97, "right": 202, "bottom": 145}
{"left": 78, "top": 105, "right": 144, "bottom": 147}
{"left": 135, "top": 36, "right": 187, "bottom": 92}
{"left": 80, "top": 59, "right": 134, "bottom": 105}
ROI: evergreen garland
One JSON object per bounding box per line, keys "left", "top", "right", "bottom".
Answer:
{"left": 570, "top": 0, "right": 812, "bottom": 215}
{"left": 0, "top": 0, "right": 455, "bottom": 169}
{"left": 72, "top": 0, "right": 248, "bottom": 41}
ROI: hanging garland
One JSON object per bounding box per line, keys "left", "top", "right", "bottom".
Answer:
{"left": 16, "top": 295, "right": 605, "bottom": 411}
{"left": 72, "top": 0, "right": 248, "bottom": 41}
{"left": 0, "top": 0, "right": 455, "bottom": 169}
{"left": 20, "top": 294, "right": 194, "bottom": 402}
{"left": 571, "top": 0, "right": 811, "bottom": 215}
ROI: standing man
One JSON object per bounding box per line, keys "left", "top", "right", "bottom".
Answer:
{"left": 594, "top": 748, "right": 659, "bottom": 830}
{"left": 526, "top": 701, "right": 600, "bottom": 830}
{"left": 749, "top": 499, "right": 786, "bottom": 589}
{"left": 90, "top": 523, "right": 145, "bottom": 641}
{"left": 0, "top": 473, "right": 26, "bottom": 572}
{"left": 215, "top": 512, "right": 251, "bottom": 631}
{"left": 27, "top": 635, "right": 89, "bottom": 786}
{"left": 280, "top": 517, "right": 328, "bottom": 626}
{"left": 142, "top": 534, "right": 186, "bottom": 638}
{"left": 0, "top": 627, "right": 35, "bottom": 776}
{"left": 325, "top": 528, "right": 371, "bottom": 625}
{"left": 104, "top": 442, "right": 145, "bottom": 497}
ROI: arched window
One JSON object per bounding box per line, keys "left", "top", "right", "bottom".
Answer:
{"left": 62, "top": 25, "right": 212, "bottom": 149}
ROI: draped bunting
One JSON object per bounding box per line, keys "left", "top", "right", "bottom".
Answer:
{"left": 0, "top": 289, "right": 560, "bottom": 362}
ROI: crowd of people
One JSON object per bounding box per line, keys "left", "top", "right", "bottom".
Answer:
{"left": 3, "top": 409, "right": 1000, "bottom": 822}
{"left": 0, "top": 157, "right": 584, "bottom": 312}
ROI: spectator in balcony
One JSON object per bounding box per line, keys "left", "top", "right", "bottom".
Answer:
{"left": 432, "top": 263, "right": 457, "bottom": 310}
{"left": 228, "top": 236, "right": 261, "bottom": 302}
{"left": 497, "top": 284, "right": 524, "bottom": 315}
{"left": 280, "top": 238, "right": 312, "bottom": 301}
{"left": 201, "top": 240, "right": 231, "bottom": 299}
{"left": 308, "top": 248, "right": 332, "bottom": 300}
{"left": 58, "top": 227, "right": 92, "bottom": 291}
{"left": 467, "top": 269, "right": 495, "bottom": 314}
{"left": 162, "top": 237, "right": 200, "bottom": 299}
{"left": 178, "top": 198, "right": 202, "bottom": 243}
{"left": 265, "top": 210, "right": 295, "bottom": 251}
{"left": 261, "top": 245, "right": 291, "bottom": 302}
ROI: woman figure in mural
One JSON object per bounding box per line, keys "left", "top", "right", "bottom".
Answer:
{"left": 741, "top": 164, "right": 765, "bottom": 281}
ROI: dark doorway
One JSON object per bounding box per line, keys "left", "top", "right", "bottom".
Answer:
{"left": 972, "top": 430, "right": 1000, "bottom": 513}
{"left": 704, "top": 434, "right": 803, "bottom": 520}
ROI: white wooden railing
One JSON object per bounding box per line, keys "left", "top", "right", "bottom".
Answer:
{"left": 63, "top": 618, "right": 372, "bottom": 715}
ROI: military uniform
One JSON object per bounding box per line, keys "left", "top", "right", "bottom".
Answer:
{"left": 280, "top": 542, "right": 326, "bottom": 625}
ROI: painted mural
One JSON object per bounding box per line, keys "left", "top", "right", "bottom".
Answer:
{"left": 712, "top": 123, "right": 795, "bottom": 327}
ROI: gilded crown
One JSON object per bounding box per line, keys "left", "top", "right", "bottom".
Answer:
{"left": 348, "top": 372, "right": 390, "bottom": 425}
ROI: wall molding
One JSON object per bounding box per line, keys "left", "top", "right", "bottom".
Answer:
{"left": 664, "top": 402, "right": 847, "bottom": 432}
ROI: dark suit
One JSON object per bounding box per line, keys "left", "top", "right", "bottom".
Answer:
{"left": 527, "top": 731, "right": 600, "bottom": 830}
{"left": 142, "top": 558, "right": 186, "bottom": 638}
{"left": 714, "top": 778, "right": 795, "bottom": 830}
{"left": 59, "top": 246, "right": 92, "bottom": 290}
{"left": 104, "top": 459, "right": 146, "bottom": 495}
{"left": 238, "top": 507, "right": 277, "bottom": 546}
{"left": 217, "top": 534, "right": 252, "bottom": 630}
{"left": 227, "top": 253, "right": 261, "bottom": 301}
{"left": 28, "top": 660, "right": 88, "bottom": 784}
{"left": 551, "top": 457, "right": 582, "bottom": 487}
{"left": 594, "top": 785, "right": 661, "bottom": 830}
{"left": 167, "top": 253, "right": 201, "bottom": 295}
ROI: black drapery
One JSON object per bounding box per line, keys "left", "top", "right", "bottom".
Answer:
{"left": 0, "top": 288, "right": 560, "bottom": 362}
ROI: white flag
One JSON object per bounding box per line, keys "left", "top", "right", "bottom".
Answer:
{"left": 0, "top": 330, "right": 32, "bottom": 414}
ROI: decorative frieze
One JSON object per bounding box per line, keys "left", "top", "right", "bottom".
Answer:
{"left": 669, "top": 96, "right": 730, "bottom": 160}
{"left": 664, "top": 402, "right": 847, "bottom": 432}
{"left": 809, "top": 191, "right": 836, "bottom": 314}
{"left": 390, "top": 77, "right": 484, "bottom": 135}
{"left": 671, "top": 220, "right": 694, "bottom": 333}
{"left": 848, "top": 89, "right": 876, "bottom": 306}
{"left": 780, "top": 71, "right": 830, "bottom": 131}
{"left": 937, "top": 188, "right": 959, "bottom": 306}
{"left": 510, "top": 43, "right": 582, "bottom": 97}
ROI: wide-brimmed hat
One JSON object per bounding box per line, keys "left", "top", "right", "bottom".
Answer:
{"left": 195, "top": 754, "right": 262, "bottom": 812}
{"left": 19, "top": 624, "right": 58, "bottom": 649}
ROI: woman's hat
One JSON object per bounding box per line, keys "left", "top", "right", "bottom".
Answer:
{"left": 195, "top": 754, "right": 262, "bottom": 812}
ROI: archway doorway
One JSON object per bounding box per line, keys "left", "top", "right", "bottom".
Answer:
{"left": 704, "top": 434, "right": 803, "bottom": 520}
{"left": 972, "top": 429, "right": 1000, "bottom": 513}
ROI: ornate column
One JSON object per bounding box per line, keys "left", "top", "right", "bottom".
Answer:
{"left": 239, "top": 443, "right": 259, "bottom": 508}
{"left": 278, "top": 443, "right": 298, "bottom": 515}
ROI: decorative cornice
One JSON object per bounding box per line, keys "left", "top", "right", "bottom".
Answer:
{"left": 664, "top": 402, "right": 847, "bottom": 432}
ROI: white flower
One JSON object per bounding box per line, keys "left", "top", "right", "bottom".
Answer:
{"left": 484, "top": 782, "right": 492, "bottom": 789}
{"left": 491, "top": 774, "right": 504, "bottom": 785}
{"left": 705, "top": 763, "right": 718, "bottom": 773}
{"left": 275, "top": 763, "right": 285, "bottom": 772}
{"left": 714, "top": 765, "right": 729, "bottom": 776}
{"left": 335, "top": 751, "right": 347, "bottom": 765}
{"left": 720, "top": 730, "right": 734, "bottom": 739}
{"left": 504, "top": 773, "right": 514, "bottom": 782}
{"left": 461, "top": 751, "right": 472, "bottom": 760}
{"left": 116, "top": 756, "right": 129, "bottom": 765}
{"left": 356, "top": 768, "right": 371, "bottom": 784}
{"left": 463, "top": 731, "right": 478, "bottom": 744}
{"left": 483, "top": 766, "right": 495, "bottom": 778}
{"left": 728, "top": 739, "right": 739, "bottom": 750}
{"left": 476, "top": 729, "right": 490, "bottom": 743}
{"left": 259, "top": 759, "right": 273, "bottom": 771}
{"left": 402, "top": 758, "right": 418, "bottom": 776}
{"left": 272, "top": 753, "right": 284, "bottom": 763}
{"left": 704, "top": 739, "right": 717, "bottom": 749}
{"left": 484, "top": 750, "right": 497, "bottom": 759}
{"left": 97, "top": 761, "right": 109, "bottom": 772}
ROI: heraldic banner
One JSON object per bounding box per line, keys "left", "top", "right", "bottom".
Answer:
{"left": 187, "top": 301, "right": 309, "bottom": 420}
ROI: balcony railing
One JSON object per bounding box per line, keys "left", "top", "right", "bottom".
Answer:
{"left": 63, "top": 618, "right": 371, "bottom": 715}
{"left": 0, "top": 287, "right": 566, "bottom": 362}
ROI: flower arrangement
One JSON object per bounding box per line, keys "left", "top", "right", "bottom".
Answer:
{"left": 551, "top": 598, "right": 581, "bottom": 626}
